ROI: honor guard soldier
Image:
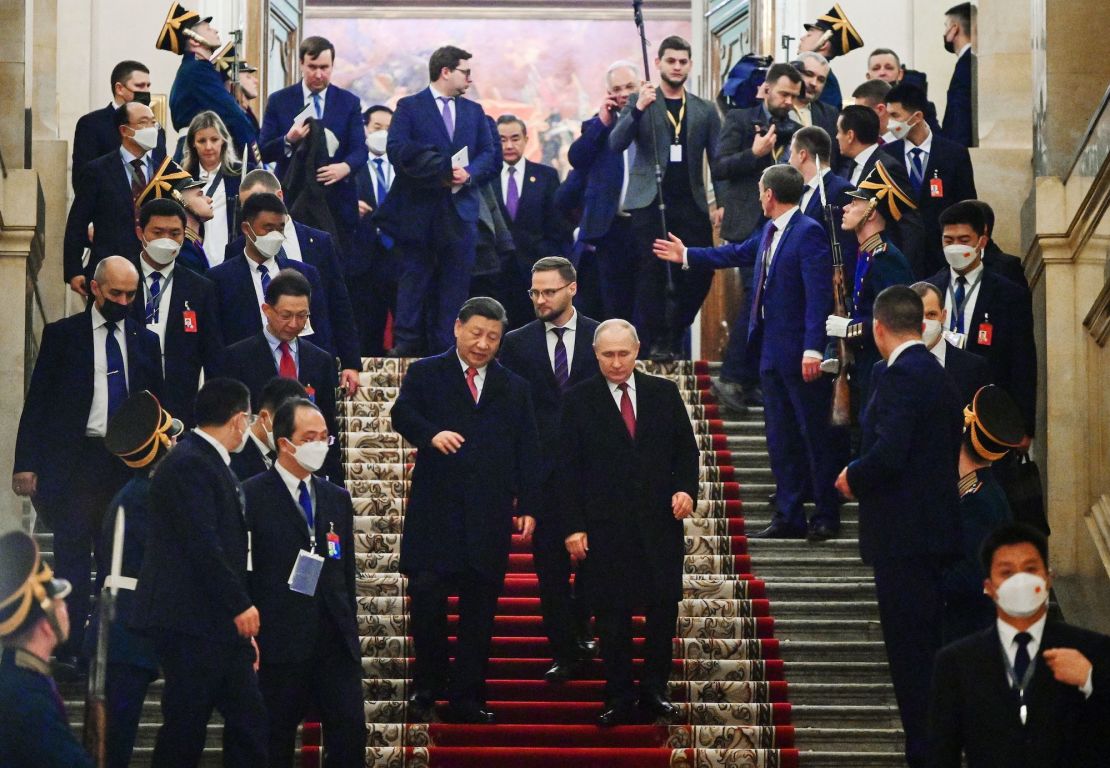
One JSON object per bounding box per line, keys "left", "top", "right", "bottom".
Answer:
{"left": 209, "top": 42, "right": 264, "bottom": 167}
{"left": 0, "top": 531, "right": 93, "bottom": 768}
{"left": 824, "top": 160, "right": 916, "bottom": 408}
{"left": 798, "top": 4, "right": 865, "bottom": 110}
{"left": 158, "top": 2, "right": 258, "bottom": 161}
{"left": 137, "top": 158, "right": 215, "bottom": 274}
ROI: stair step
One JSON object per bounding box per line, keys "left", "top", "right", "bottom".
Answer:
{"left": 801, "top": 751, "right": 908, "bottom": 767}
{"left": 794, "top": 727, "right": 905, "bottom": 751}
{"left": 791, "top": 704, "right": 904, "bottom": 729}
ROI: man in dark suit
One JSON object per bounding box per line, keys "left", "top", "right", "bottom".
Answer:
{"left": 610, "top": 35, "right": 722, "bottom": 360}
{"left": 129, "top": 198, "right": 224, "bottom": 427}
{"left": 352, "top": 105, "right": 397, "bottom": 355}
{"left": 495, "top": 115, "right": 568, "bottom": 329}
{"left": 792, "top": 52, "right": 841, "bottom": 163}
{"left": 941, "top": 3, "right": 976, "bottom": 147}
{"left": 926, "top": 202, "right": 1036, "bottom": 441}
{"left": 221, "top": 270, "right": 342, "bottom": 484}
{"left": 968, "top": 200, "right": 1028, "bottom": 289}
{"left": 912, "top": 281, "right": 991, "bottom": 404}
{"left": 228, "top": 170, "right": 361, "bottom": 394}
{"left": 391, "top": 297, "right": 541, "bottom": 723}
{"left": 566, "top": 61, "right": 640, "bottom": 322}
{"left": 835, "top": 105, "right": 930, "bottom": 277}
{"left": 231, "top": 376, "right": 307, "bottom": 481}
{"left": 654, "top": 165, "right": 842, "bottom": 542}
{"left": 835, "top": 286, "right": 965, "bottom": 768}
{"left": 928, "top": 523, "right": 1110, "bottom": 767}
{"left": 131, "top": 377, "right": 267, "bottom": 767}
{"left": 64, "top": 101, "right": 167, "bottom": 297}
{"left": 244, "top": 398, "right": 365, "bottom": 767}
{"left": 884, "top": 84, "right": 977, "bottom": 277}
{"left": 499, "top": 257, "right": 600, "bottom": 682}
{"left": 72, "top": 60, "right": 166, "bottom": 188}
{"left": 12, "top": 256, "right": 163, "bottom": 666}
{"left": 259, "top": 36, "right": 367, "bottom": 250}
{"left": 560, "top": 319, "right": 699, "bottom": 725}
{"left": 374, "top": 46, "right": 497, "bottom": 356}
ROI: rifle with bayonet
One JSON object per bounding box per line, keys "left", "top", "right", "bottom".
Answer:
{"left": 84, "top": 507, "right": 125, "bottom": 768}
{"left": 815, "top": 157, "right": 852, "bottom": 427}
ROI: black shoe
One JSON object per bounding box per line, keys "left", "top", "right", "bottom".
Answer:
{"left": 638, "top": 691, "right": 678, "bottom": 721}
{"left": 742, "top": 387, "right": 764, "bottom": 407}
{"left": 749, "top": 522, "right": 807, "bottom": 539}
{"left": 711, "top": 378, "right": 748, "bottom": 414}
{"left": 444, "top": 702, "right": 495, "bottom": 724}
{"left": 407, "top": 691, "right": 436, "bottom": 722}
{"left": 596, "top": 699, "right": 639, "bottom": 727}
{"left": 544, "top": 659, "right": 583, "bottom": 683}
{"left": 385, "top": 345, "right": 421, "bottom": 358}
{"left": 806, "top": 521, "right": 839, "bottom": 543}
{"left": 575, "top": 638, "right": 598, "bottom": 659}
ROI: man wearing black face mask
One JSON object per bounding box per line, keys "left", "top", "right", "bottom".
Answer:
{"left": 72, "top": 60, "right": 167, "bottom": 187}
{"left": 130, "top": 198, "right": 225, "bottom": 428}
{"left": 12, "top": 256, "right": 163, "bottom": 674}
{"left": 941, "top": 2, "right": 976, "bottom": 148}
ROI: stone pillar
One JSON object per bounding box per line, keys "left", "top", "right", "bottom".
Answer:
{"left": 0, "top": 1, "right": 28, "bottom": 170}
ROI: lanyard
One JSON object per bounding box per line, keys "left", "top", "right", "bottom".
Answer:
{"left": 1000, "top": 641, "right": 1037, "bottom": 725}
{"left": 145, "top": 268, "right": 175, "bottom": 321}
{"left": 664, "top": 91, "right": 686, "bottom": 144}
{"left": 948, "top": 270, "right": 983, "bottom": 330}
{"left": 204, "top": 170, "right": 223, "bottom": 198}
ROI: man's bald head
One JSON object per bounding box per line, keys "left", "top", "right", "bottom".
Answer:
{"left": 91, "top": 256, "right": 140, "bottom": 310}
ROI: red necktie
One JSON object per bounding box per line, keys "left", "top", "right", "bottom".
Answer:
{"left": 466, "top": 366, "right": 479, "bottom": 403}
{"left": 618, "top": 382, "right": 635, "bottom": 438}
{"left": 278, "top": 341, "right": 297, "bottom": 379}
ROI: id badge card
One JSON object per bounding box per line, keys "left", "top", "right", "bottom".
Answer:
{"left": 326, "top": 530, "right": 341, "bottom": 559}
{"left": 944, "top": 330, "right": 968, "bottom": 349}
{"left": 288, "top": 550, "right": 325, "bottom": 596}
{"left": 929, "top": 177, "right": 944, "bottom": 198}
{"left": 669, "top": 144, "right": 682, "bottom": 163}
{"left": 183, "top": 310, "right": 198, "bottom": 333}
{"left": 977, "top": 322, "right": 994, "bottom": 346}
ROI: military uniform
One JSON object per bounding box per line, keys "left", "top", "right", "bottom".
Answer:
{"left": 136, "top": 157, "right": 211, "bottom": 274}
{"left": 803, "top": 5, "right": 864, "bottom": 109}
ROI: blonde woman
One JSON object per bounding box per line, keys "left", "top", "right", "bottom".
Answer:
{"left": 182, "top": 110, "right": 246, "bottom": 267}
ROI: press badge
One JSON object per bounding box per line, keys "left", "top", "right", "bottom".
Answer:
{"left": 326, "top": 523, "right": 341, "bottom": 559}
{"left": 944, "top": 330, "right": 968, "bottom": 349}
{"left": 288, "top": 550, "right": 325, "bottom": 596}
{"left": 670, "top": 144, "right": 682, "bottom": 163}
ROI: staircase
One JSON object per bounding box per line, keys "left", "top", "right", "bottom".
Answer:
{"left": 45, "top": 358, "right": 907, "bottom": 766}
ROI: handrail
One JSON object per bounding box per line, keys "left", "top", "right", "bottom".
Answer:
{"left": 1064, "top": 82, "right": 1110, "bottom": 183}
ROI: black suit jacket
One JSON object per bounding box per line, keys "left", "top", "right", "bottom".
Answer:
{"left": 351, "top": 158, "right": 392, "bottom": 276}
{"left": 983, "top": 240, "right": 1028, "bottom": 289}
{"left": 131, "top": 264, "right": 224, "bottom": 427}
{"left": 132, "top": 432, "right": 253, "bottom": 645}
{"left": 496, "top": 160, "right": 568, "bottom": 272}
{"left": 63, "top": 148, "right": 166, "bottom": 283}
{"left": 71, "top": 104, "right": 167, "bottom": 188}
{"left": 941, "top": 50, "right": 975, "bottom": 148}
{"left": 559, "top": 371, "right": 700, "bottom": 606}
{"left": 928, "top": 620, "right": 1110, "bottom": 767}
{"left": 14, "top": 311, "right": 163, "bottom": 505}
{"left": 928, "top": 267, "right": 1037, "bottom": 435}
{"left": 712, "top": 105, "right": 781, "bottom": 242}
{"left": 942, "top": 341, "right": 991, "bottom": 406}
{"left": 230, "top": 437, "right": 272, "bottom": 482}
{"left": 244, "top": 468, "right": 359, "bottom": 664}
{"left": 391, "top": 350, "right": 541, "bottom": 579}
{"left": 847, "top": 344, "right": 964, "bottom": 565}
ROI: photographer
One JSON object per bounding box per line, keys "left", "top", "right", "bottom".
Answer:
{"left": 708, "top": 62, "right": 803, "bottom": 411}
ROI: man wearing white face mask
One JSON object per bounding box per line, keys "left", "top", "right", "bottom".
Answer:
{"left": 911, "top": 281, "right": 990, "bottom": 405}
{"left": 928, "top": 522, "right": 1110, "bottom": 767}
{"left": 131, "top": 198, "right": 224, "bottom": 428}
{"left": 243, "top": 398, "right": 365, "bottom": 767}
{"left": 230, "top": 376, "right": 308, "bottom": 481}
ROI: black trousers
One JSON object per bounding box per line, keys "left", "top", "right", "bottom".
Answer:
{"left": 408, "top": 568, "right": 501, "bottom": 707}
{"left": 347, "top": 253, "right": 397, "bottom": 358}
{"left": 592, "top": 216, "right": 638, "bottom": 323}
{"left": 532, "top": 517, "right": 592, "bottom": 663}
{"left": 594, "top": 596, "right": 678, "bottom": 705}
{"left": 873, "top": 557, "right": 944, "bottom": 768}
{"left": 257, "top": 619, "right": 366, "bottom": 768}
{"left": 152, "top": 633, "right": 268, "bottom": 768}
{"left": 105, "top": 662, "right": 157, "bottom": 768}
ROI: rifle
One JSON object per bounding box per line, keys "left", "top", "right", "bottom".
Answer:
{"left": 815, "top": 157, "right": 853, "bottom": 426}
{"left": 84, "top": 507, "right": 125, "bottom": 768}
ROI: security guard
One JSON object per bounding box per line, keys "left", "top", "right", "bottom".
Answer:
{"left": 0, "top": 531, "right": 94, "bottom": 768}
{"left": 137, "top": 157, "right": 214, "bottom": 274}
{"left": 824, "top": 159, "right": 917, "bottom": 409}
{"left": 943, "top": 384, "right": 1023, "bottom": 643}
{"left": 209, "top": 41, "right": 264, "bottom": 167}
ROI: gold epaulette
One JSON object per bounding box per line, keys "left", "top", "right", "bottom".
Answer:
{"left": 958, "top": 471, "right": 983, "bottom": 498}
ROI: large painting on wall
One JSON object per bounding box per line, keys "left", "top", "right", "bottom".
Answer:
{"left": 304, "top": 16, "right": 691, "bottom": 176}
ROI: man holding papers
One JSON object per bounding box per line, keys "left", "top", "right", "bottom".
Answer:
{"left": 374, "top": 45, "right": 498, "bottom": 356}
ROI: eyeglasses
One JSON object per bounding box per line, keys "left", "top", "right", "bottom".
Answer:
{"left": 296, "top": 436, "right": 336, "bottom": 447}
{"left": 275, "top": 311, "right": 310, "bottom": 322}
{"left": 526, "top": 284, "right": 571, "bottom": 300}
{"left": 454, "top": 67, "right": 473, "bottom": 78}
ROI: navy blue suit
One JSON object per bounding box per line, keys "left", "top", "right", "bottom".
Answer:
{"left": 207, "top": 251, "right": 335, "bottom": 359}
{"left": 818, "top": 70, "right": 842, "bottom": 109}
{"left": 221, "top": 332, "right": 341, "bottom": 484}
{"left": 689, "top": 211, "right": 843, "bottom": 532}
{"left": 376, "top": 87, "right": 497, "bottom": 353}
{"left": 169, "top": 53, "right": 258, "bottom": 157}
{"left": 229, "top": 437, "right": 271, "bottom": 482}
{"left": 131, "top": 264, "right": 224, "bottom": 427}
{"left": 224, "top": 222, "right": 360, "bottom": 371}
{"left": 350, "top": 157, "right": 398, "bottom": 355}
{"left": 983, "top": 240, "right": 1028, "bottom": 289}
{"left": 259, "top": 82, "right": 368, "bottom": 237}
{"left": 942, "top": 50, "right": 975, "bottom": 148}
{"left": 390, "top": 350, "right": 541, "bottom": 706}
{"left": 63, "top": 148, "right": 166, "bottom": 285}
{"left": 131, "top": 431, "right": 267, "bottom": 767}
{"left": 14, "top": 309, "right": 162, "bottom": 657}
{"left": 940, "top": 341, "right": 991, "bottom": 405}
{"left": 71, "top": 103, "right": 167, "bottom": 188}
{"left": 244, "top": 469, "right": 365, "bottom": 766}
{"left": 847, "top": 343, "right": 964, "bottom": 768}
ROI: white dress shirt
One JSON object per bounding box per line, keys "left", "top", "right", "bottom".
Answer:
{"left": 120, "top": 146, "right": 154, "bottom": 191}
{"left": 501, "top": 160, "right": 526, "bottom": 205}
{"left": 799, "top": 168, "right": 834, "bottom": 213}
{"left": 887, "top": 338, "right": 925, "bottom": 367}
{"left": 264, "top": 324, "right": 299, "bottom": 376}
{"left": 849, "top": 143, "right": 880, "bottom": 186}
{"left": 198, "top": 166, "right": 229, "bottom": 267}
{"left": 139, "top": 258, "right": 175, "bottom": 353}
{"left": 903, "top": 129, "right": 933, "bottom": 181}
{"left": 765, "top": 206, "right": 799, "bottom": 276}
{"left": 544, "top": 310, "right": 578, "bottom": 375}
{"left": 607, "top": 376, "right": 637, "bottom": 418}
{"left": 192, "top": 426, "right": 231, "bottom": 466}
{"left": 87, "top": 303, "right": 131, "bottom": 436}
{"left": 302, "top": 81, "right": 327, "bottom": 117}
{"left": 275, "top": 460, "right": 316, "bottom": 534}
{"left": 457, "top": 354, "right": 488, "bottom": 400}
{"left": 929, "top": 337, "right": 948, "bottom": 366}
{"left": 944, "top": 261, "right": 985, "bottom": 333}
{"left": 429, "top": 85, "right": 456, "bottom": 129}
{"left": 281, "top": 217, "right": 304, "bottom": 263}
{"left": 249, "top": 255, "right": 280, "bottom": 321}
{"left": 368, "top": 154, "right": 393, "bottom": 197}
{"left": 996, "top": 614, "right": 1094, "bottom": 696}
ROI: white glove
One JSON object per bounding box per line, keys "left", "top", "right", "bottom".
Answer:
{"left": 826, "top": 315, "right": 851, "bottom": 338}
{"left": 820, "top": 358, "right": 840, "bottom": 374}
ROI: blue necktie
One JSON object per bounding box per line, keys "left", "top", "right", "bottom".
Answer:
{"left": 257, "top": 263, "right": 271, "bottom": 293}
{"left": 952, "top": 275, "right": 967, "bottom": 333}
{"left": 145, "top": 272, "right": 161, "bottom": 324}
{"left": 552, "top": 327, "right": 569, "bottom": 389}
{"left": 373, "top": 157, "right": 389, "bottom": 204}
{"left": 312, "top": 92, "right": 322, "bottom": 119}
{"left": 1013, "top": 632, "right": 1032, "bottom": 686}
{"left": 104, "top": 321, "right": 128, "bottom": 418}
{"left": 909, "top": 147, "right": 925, "bottom": 195}
{"left": 298, "top": 479, "right": 314, "bottom": 532}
